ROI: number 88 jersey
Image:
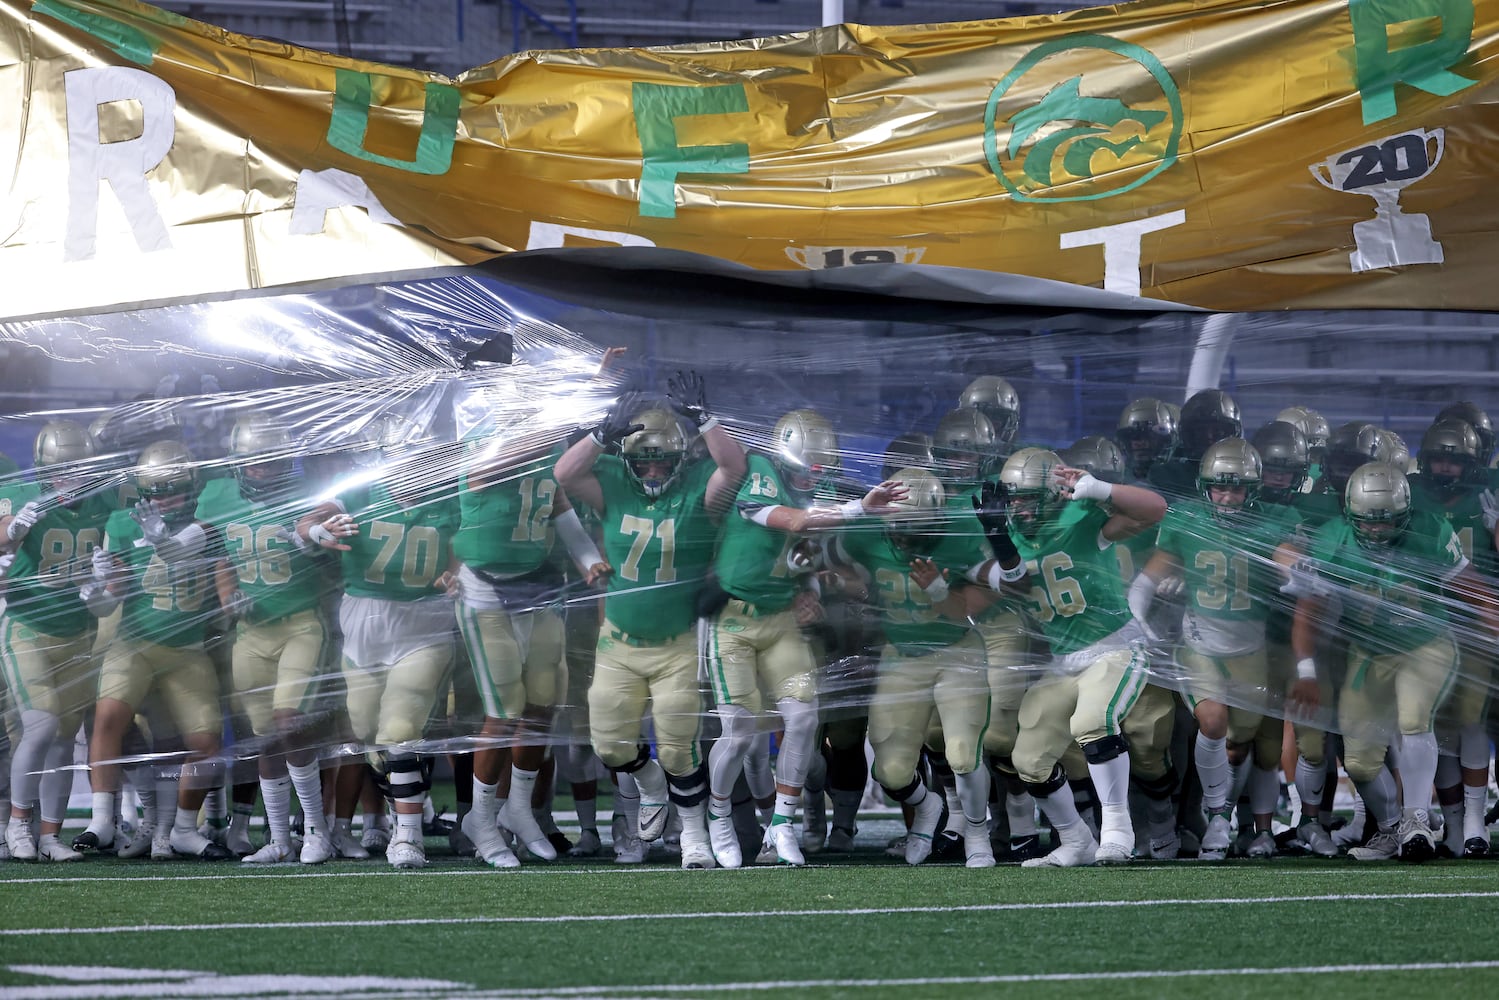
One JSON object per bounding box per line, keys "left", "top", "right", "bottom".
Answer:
{"left": 0, "top": 486, "right": 114, "bottom": 638}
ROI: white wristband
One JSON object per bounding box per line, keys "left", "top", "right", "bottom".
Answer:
{"left": 698, "top": 416, "right": 720, "bottom": 433}
{"left": 985, "top": 560, "right": 1026, "bottom": 589}
{"left": 1070, "top": 473, "right": 1113, "bottom": 502}
{"left": 1296, "top": 658, "right": 1318, "bottom": 681}
{"left": 839, "top": 498, "right": 865, "bottom": 520}
{"left": 923, "top": 575, "right": 950, "bottom": 603}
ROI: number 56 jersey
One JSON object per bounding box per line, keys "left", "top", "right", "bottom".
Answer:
{"left": 1009, "top": 501, "right": 1131, "bottom": 657}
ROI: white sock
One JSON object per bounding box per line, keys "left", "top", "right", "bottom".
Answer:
{"left": 1033, "top": 785, "right": 1082, "bottom": 831}
{"left": 773, "top": 791, "right": 799, "bottom": 825}
{"left": 1355, "top": 769, "right": 1400, "bottom": 830}
{"left": 287, "top": 762, "right": 324, "bottom": 836}
{"left": 1249, "top": 767, "right": 1280, "bottom": 818}
{"left": 1195, "top": 733, "right": 1230, "bottom": 813}
{"left": 173, "top": 806, "right": 198, "bottom": 836}
{"left": 262, "top": 776, "right": 293, "bottom": 846}
{"left": 954, "top": 769, "right": 990, "bottom": 826}
{"left": 708, "top": 792, "right": 732, "bottom": 821}
{"left": 395, "top": 811, "right": 422, "bottom": 835}
{"left": 941, "top": 785, "right": 965, "bottom": 834}
{"left": 88, "top": 791, "right": 115, "bottom": 835}
{"left": 1442, "top": 802, "right": 1465, "bottom": 852}
{"left": 1086, "top": 754, "right": 1132, "bottom": 842}
{"left": 1464, "top": 784, "right": 1489, "bottom": 841}
{"left": 471, "top": 778, "right": 498, "bottom": 820}
{"left": 1398, "top": 732, "right": 1439, "bottom": 814}
{"left": 508, "top": 767, "right": 539, "bottom": 814}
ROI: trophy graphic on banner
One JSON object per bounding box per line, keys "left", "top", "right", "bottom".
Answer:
{"left": 1311, "top": 128, "right": 1445, "bottom": 272}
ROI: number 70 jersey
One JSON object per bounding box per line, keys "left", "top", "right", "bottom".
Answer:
{"left": 335, "top": 483, "right": 460, "bottom": 602}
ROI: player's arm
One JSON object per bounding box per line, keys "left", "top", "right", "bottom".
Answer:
{"left": 1128, "top": 548, "right": 1183, "bottom": 627}
{"left": 80, "top": 531, "right": 127, "bottom": 617}
{"left": 550, "top": 487, "right": 612, "bottom": 585}
{"left": 660, "top": 369, "right": 746, "bottom": 516}
{"left": 818, "top": 535, "right": 872, "bottom": 601}
{"left": 748, "top": 479, "right": 909, "bottom": 534}
{"left": 1056, "top": 464, "right": 1167, "bottom": 542}
{"left": 556, "top": 394, "right": 650, "bottom": 515}
{"left": 131, "top": 499, "right": 216, "bottom": 565}
{"left": 908, "top": 557, "right": 972, "bottom": 622}
{"left": 295, "top": 499, "right": 358, "bottom": 552}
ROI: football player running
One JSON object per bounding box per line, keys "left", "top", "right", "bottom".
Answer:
{"left": 1133, "top": 439, "right": 1305, "bottom": 859}
{"left": 1004, "top": 449, "right": 1167, "bottom": 866}
{"left": 1, "top": 421, "right": 117, "bottom": 861}
{"left": 197, "top": 412, "right": 355, "bottom": 864}
{"left": 73, "top": 440, "right": 233, "bottom": 860}
{"left": 555, "top": 373, "right": 747, "bottom": 870}
{"left": 298, "top": 414, "right": 463, "bottom": 870}
{"left": 453, "top": 426, "right": 612, "bottom": 869}
{"left": 824, "top": 467, "right": 1021, "bottom": 866}
{"left": 1411, "top": 418, "right": 1497, "bottom": 857}
{"left": 1291, "top": 461, "right": 1499, "bottom": 861}
{"left": 704, "top": 408, "right": 907, "bottom": 868}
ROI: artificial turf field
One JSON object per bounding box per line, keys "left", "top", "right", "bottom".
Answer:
{"left": 3, "top": 825, "right": 1499, "bottom": 1000}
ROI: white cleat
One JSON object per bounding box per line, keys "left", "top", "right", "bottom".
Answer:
{"left": 709, "top": 814, "right": 743, "bottom": 869}
{"left": 1149, "top": 829, "right": 1182, "bottom": 861}
{"left": 242, "top": 841, "right": 297, "bottom": 864}
{"left": 1022, "top": 830, "right": 1099, "bottom": 868}
{"left": 361, "top": 822, "right": 392, "bottom": 852}
{"left": 1094, "top": 837, "right": 1133, "bottom": 865}
{"left": 1297, "top": 821, "right": 1339, "bottom": 858}
{"left": 300, "top": 831, "right": 334, "bottom": 865}
{"left": 904, "top": 792, "right": 944, "bottom": 866}
{"left": 151, "top": 827, "right": 175, "bottom": 861}
{"left": 1199, "top": 813, "right": 1232, "bottom": 862}
{"left": 461, "top": 810, "right": 520, "bottom": 869}
{"left": 633, "top": 760, "right": 670, "bottom": 843}
{"left": 0, "top": 835, "right": 9, "bottom": 862}
{"left": 1349, "top": 828, "right": 1400, "bottom": 862}
{"left": 761, "top": 822, "right": 806, "bottom": 867}
{"left": 37, "top": 835, "right": 83, "bottom": 862}
{"left": 498, "top": 800, "right": 557, "bottom": 861}
{"left": 329, "top": 825, "right": 370, "bottom": 860}
{"left": 679, "top": 826, "right": 716, "bottom": 870}
{"left": 168, "top": 827, "right": 234, "bottom": 860}
{"left": 568, "top": 829, "right": 603, "bottom": 858}
{"left": 963, "top": 820, "right": 996, "bottom": 869}
{"left": 386, "top": 829, "right": 427, "bottom": 870}
{"left": 1246, "top": 830, "right": 1277, "bottom": 858}
{"left": 225, "top": 827, "right": 254, "bottom": 859}
{"left": 6, "top": 819, "right": 38, "bottom": 862}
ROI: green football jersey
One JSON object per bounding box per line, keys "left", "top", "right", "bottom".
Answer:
{"left": 0, "top": 486, "right": 115, "bottom": 637}
{"left": 105, "top": 508, "right": 222, "bottom": 647}
{"left": 336, "top": 483, "right": 460, "bottom": 601}
{"left": 1146, "top": 454, "right": 1199, "bottom": 502}
{"left": 838, "top": 512, "right": 992, "bottom": 656}
{"left": 195, "top": 477, "right": 326, "bottom": 622}
{"left": 1155, "top": 500, "right": 1301, "bottom": 623}
{"left": 1409, "top": 477, "right": 1497, "bottom": 578}
{"left": 1294, "top": 488, "right": 1342, "bottom": 532}
{"left": 595, "top": 455, "right": 719, "bottom": 640}
{"left": 1009, "top": 500, "right": 1131, "bottom": 656}
{"left": 715, "top": 453, "right": 806, "bottom": 612}
{"left": 1309, "top": 511, "right": 1465, "bottom": 654}
{"left": 453, "top": 448, "right": 562, "bottom": 578}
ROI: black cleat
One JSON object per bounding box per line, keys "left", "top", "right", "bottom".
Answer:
{"left": 929, "top": 829, "right": 964, "bottom": 862}
{"left": 71, "top": 831, "right": 108, "bottom": 853}
{"left": 546, "top": 831, "right": 573, "bottom": 856}
{"left": 191, "top": 841, "right": 235, "bottom": 861}
{"left": 1464, "top": 836, "right": 1491, "bottom": 859}
{"left": 423, "top": 810, "right": 455, "bottom": 838}
{"left": 1004, "top": 834, "right": 1046, "bottom": 863}
{"left": 1399, "top": 832, "right": 1435, "bottom": 864}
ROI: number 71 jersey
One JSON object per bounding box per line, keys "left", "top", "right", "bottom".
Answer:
{"left": 1009, "top": 501, "right": 1131, "bottom": 656}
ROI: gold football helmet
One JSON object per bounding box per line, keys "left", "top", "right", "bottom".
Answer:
{"left": 770, "top": 408, "right": 840, "bottom": 500}
{"left": 1197, "top": 438, "right": 1262, "bottom": 521}
{"left": 881, "top": 432, "right": 934, "bottom": 482}
{"left": 1344, "top": 461, "right": 1411, "bottom": 549}
{"left": 1250, "top": 421, "right": 1309, "bottom": 503}
{"left": 883, "top": 466, "right": 946, "bottom": 553}
{"left": 1276, "top": 406, "right": 1330, "bottom": 464}
{"left": 229, "top": 411, "right": 297, "bottom": 501}
{"left": 34, "top": 420, "right": 99, "bottom": 504}
{"left": 1179, "top": 389, "right": 1242, "bottom": 461}
{"left": 1061, "top": 435, "right": 1125, "bottom": 485}
{"left": 1325, "top": 422, "right": 1391, "bottom": 496}
{"left": 622, "top": 407, "right": 688, "bottom": 499}
{"left": 1436, "top": 401, "right": 1494, "bottom": 460}
{"left": 1417, "top": 417, "right": 1481, "bottom": 498}
{"left": 932, "top": 408, "right": 997, "bottom": 487}
{"left": 132, "top": 439, "right": 201, "bottom": 525}
{"left": 958, "top": 376, "right": 1020, "bottom": 446}
{"left": 1116, "top": 398, "right": 1176, "bottom": 479}
{"left": 999, "top": 447, "right": 1063, "bottom": 538}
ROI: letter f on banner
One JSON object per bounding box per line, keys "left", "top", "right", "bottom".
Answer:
{"left": 64, "top": 67, "right": 175, "bottom": 262}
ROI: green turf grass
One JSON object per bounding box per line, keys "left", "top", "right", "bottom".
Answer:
{"left": 3, "top": 849, "right": 1499, "bottom": 998}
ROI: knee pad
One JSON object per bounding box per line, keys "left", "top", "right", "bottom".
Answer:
{"left": 666, "top": 764, "right": 709, "bottom": 808}
{"left": 374, "top": 751, "right": 431, "bottom": 803}
{"left": 881, "top": 773, "right": 924, "bottom": 803}
{"left": 1342, "top": 747, "right": 1385, "bottom": 785}
{"left": 1025, "top": 764, "right": 1068, "bottom": 799}
{"left": 714, "top": 705, "right": 758, "bottom": 761}
{"left": 1083, "top": 733, "right": 1130, "bottom": 765}
{"left": 610, "top": 744, "right": 653, "bottom": 776}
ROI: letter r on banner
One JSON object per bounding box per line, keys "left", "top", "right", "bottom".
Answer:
{"left": 64, "top": 67, "right": 175, "bottom": 262}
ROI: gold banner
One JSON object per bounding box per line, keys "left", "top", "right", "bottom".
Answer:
{"left": 2, "top": 0, "right": 1497, "bottom": 319}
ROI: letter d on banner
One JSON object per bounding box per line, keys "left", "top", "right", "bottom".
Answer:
{"left": 64, "top": 67, "right": 175, "bottom": 262}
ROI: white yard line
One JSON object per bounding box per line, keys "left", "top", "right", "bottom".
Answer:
{"left": 2, "top": 890, "right": 1494, "bottom": 937}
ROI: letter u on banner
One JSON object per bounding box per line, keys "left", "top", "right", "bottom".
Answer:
{"left": 326, "top": 70, "right": 460, "bottom": 175}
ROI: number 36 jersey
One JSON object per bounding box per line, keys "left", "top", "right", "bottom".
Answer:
{"left": 334, "top": 483, "right": 460, "bottom": 602}
{"left": 195, "top": 478, "right": 325, "bottom": 623}
{"left": 1009, "top": 501, "right": 1130, "bottom": 656}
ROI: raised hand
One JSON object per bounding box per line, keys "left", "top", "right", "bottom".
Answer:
{"left": 666, "top": 369, "right": 712, "bottom": 428}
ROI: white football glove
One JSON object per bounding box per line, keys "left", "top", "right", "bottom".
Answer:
{"left": 1480, "top": 489, "right": 1499, "bottom": 533}
{"left": 131, "top": 499, "right": 172, "bottom": 547}
{"left": 5, "top": 500, "right": 43, "bottom": 542}
{"left": 1280, "top": 558, "right": 1324, "bottom": 599}
{"left": 1069, "top": 473, "right": 1113, "bottom": 502}
{"left": 91, "top": 547, "right": 115, "bottom": 582}
{"left": 0, "top": 550, "right": 15, "bottom": 580}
